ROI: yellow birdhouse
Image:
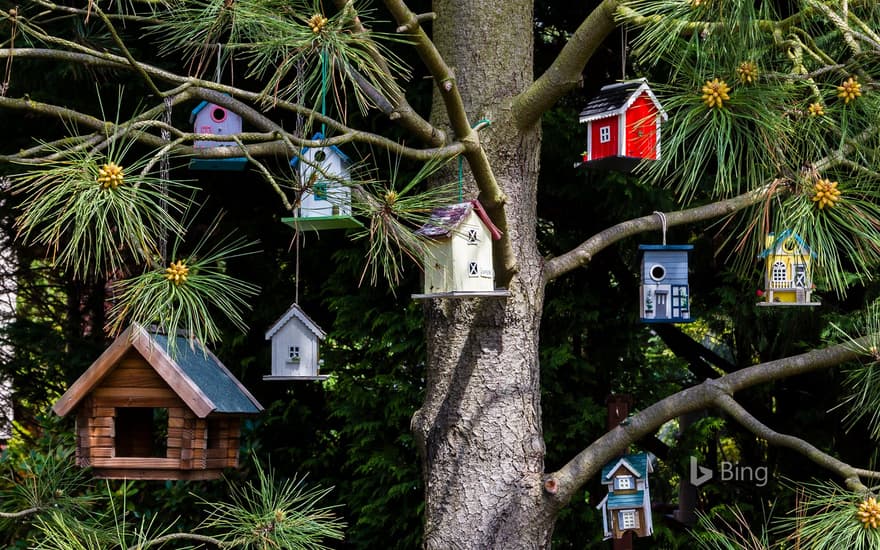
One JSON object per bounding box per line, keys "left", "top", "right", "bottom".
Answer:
{"left": 757, "top": 231, "right": 819, "bottom": 306}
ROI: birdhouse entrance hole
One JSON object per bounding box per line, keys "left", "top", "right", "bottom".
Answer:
{"left": 114, "top": 407, "right": 168, "bottom": 458}
{"left": 210, "top": 107, "right": 227, "bottom": 123}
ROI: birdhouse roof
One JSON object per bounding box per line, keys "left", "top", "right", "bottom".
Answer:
{"left": 601, "top": 453, "right": 652, "bottom": 482}
{"left": 289, "top": 132, "right": 351, "bottom": 168}
{"left": 53, "top": 324, "right": 263, "bottom": 419}
{"left": 265, "top": 302, "right": 327, "bottom": 341}
{"left": 578, "top": 79, "right": 668, "bottom": 124}
{"left": 758, "top": 229, "right": 816, "bottom": 258}
{"left": 638, "top": 244, "right": 694, "bottom": 252}
{"left": 414, "top": 200, "right": 502, "bottom": 241}
{"left": 606, "top": 490, "right": 646, "bottom": 509}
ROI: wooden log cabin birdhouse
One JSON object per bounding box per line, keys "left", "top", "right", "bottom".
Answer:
{"left": 264, "top": 302, "right": 328, "bottom": 381}
{"left": 757, "top": 230, "right": 819, "bottom": 306}
{"left": 189, "top": 100, "right": 248, "bottom": 171}
{"left": 639, "top": 244, "right": 694, "bottom": 323}
{"left": 52, "top": 324, "right": 263, "bottom": 480}
{"left": 596, "top": 453, "right": 654, "bottom": 540}
{"left": 578, "top": 79, "right": 667, "bottom": 171}
{"left": 412, "top": 200, "right": 509, "bottom": 299}
{"left": 283, "top": 132, "right": 361, "bottom": 231}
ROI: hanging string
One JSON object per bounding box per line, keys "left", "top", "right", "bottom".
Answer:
{"left": 159, "top": 97, "right": 172, "bottom": 263}
{"left": 320, "top": 49, "right": 328, "bottom": 136}
{"left": 294, "top": 232, "right": 300, "bottom": 304}
{"left": 215, "top": 43, "right": 222, "bottom": 84}
{"left": 620, "top": 26, "right": 628, "bottom": 80}
{"left": 654, "top": 211, "right": 667, "bottom": 246}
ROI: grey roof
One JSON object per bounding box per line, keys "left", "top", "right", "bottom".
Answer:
{"left": 607, "top": 491, "right": 646, "bottom": 509}
{"left": 151, "top": 332, "right": 262, "bottom": 415}
{"left": 414, "top": 200, "right": 502, "bottom": 240}
{"left": 602, "top": 453, "right": 652, "bottom": 481}
{"left": 265, "top": 302, "right": 326, "bottom": 340}
{"left": 579, "top": 79, "right": 667, "bottom": 123}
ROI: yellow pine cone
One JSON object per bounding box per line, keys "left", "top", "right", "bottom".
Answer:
{"left": 308, "top": 13, "right": 328, "bottom": 33}
{"left": 165, "top": 260, "right": 189, "bottom": 286}
{"left": 97, "top": 162, "right": 124, "bottom": 189}
{"left": 701, "top": 78, "right": 731, "bottom": 109}
{"left": 737, "top": 61, "right": 758, "bottom": 84}
{"left": 838, "top": 77, "right": 862, "bottom": 104}
{"left": 811, "top": 178, "right": 841, "bottom": 209}
{"left": 858, "top": 497, "right": 880, "bottom": 529}
{"left": 808, "top": 102, "right": 825, "bottom": 117}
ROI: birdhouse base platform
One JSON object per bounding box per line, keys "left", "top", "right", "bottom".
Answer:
{"left": 263, "top": 375, "right": 329, "bottom": 381}
{"left": 756, "top": 301, "right": 820, "bottom": 307}
{"left": 411, "top": 290, "right": 511, "bottom": 300}
{"left": 282, "top": 215, "right": 363, "bottom": 231}
{"left": 189, "top": 157, "right": 248, "bottom": 171}
{"left": 577, "top": 155, "right": 645, "bottom": 173}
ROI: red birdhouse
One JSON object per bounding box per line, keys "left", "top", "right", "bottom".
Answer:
{"left": 578, "top": 79, "right": 667, "bottom": 171}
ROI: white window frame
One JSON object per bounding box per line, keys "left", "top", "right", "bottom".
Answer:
{"left": 288, "top": 345, "right": 301, "bottom": 362}
{"left": 468, "top": 262, "right": 479, "bottom": 277}
{"left": 466, "top": 228, "right": 479, "bottom": 245}
{"left": 772, "top": 261, "right": 787, "bottom": 284}
{"left": 599, "top": 125, "right": 612, "bottom": 143}
{"left": 614, "top": 475, "right": 635, "bottom": 490}
{"left": 619, "top": 509, "right": 639, "bottom": 530}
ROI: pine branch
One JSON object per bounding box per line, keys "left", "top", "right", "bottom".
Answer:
{"left": 512, "top": 0, "right": 619, "bottom": 130}
{"left": 545, "top": 336, "right": 875, "bottom": 509}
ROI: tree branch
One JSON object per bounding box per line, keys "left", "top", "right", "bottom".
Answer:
{"left": 546, "top": 336, "right": 873, "bottom": 508}
{"left": 543, "top": 184, "right": 776, "bottom": 283}
{"left": 714, "top": 393, "right": 879, "bottom": 493}
{"left": 512, "top": 0, "right": 619, "bottom": 130}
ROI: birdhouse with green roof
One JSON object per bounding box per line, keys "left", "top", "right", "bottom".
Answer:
{"left": 596, "top": 453, "right": 654, "bottom": 540}
{"left": 52, "top": 324, "right": 263, "bottom": 480}
{"left": 283, "top": 132, "right": 360, "bottom": 231}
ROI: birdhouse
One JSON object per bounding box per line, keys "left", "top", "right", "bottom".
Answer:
{"left": 639, "top": 244, "right": 693, "bottom": 323}
{"left": 189, "top": 100, "right": 248, "bottom": 171}
{"left": 52, "top": 324, "right": 263, "bottom": 480}
{"left": 412, "top": 200, "right": 510, "bottom": 299}
{"left": 282, "top": 132, "right": 361, "bottom": 231}
{"left": 757, "top": 230, "right": 819, "bottom": 306}
{"left": 578, "top": 79, "right": 667, "bottom": 171}
{"left": 596, "top": 453, "right": 654, "bottom": 540}
{"left": 264, "top": 302, "right": 328, "bottom": 381}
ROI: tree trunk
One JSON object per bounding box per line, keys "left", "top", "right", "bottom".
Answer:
{"left": 410, "top": 0, "right": 554, "bottom": 547}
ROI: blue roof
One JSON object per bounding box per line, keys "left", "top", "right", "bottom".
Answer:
{"left": 758, "top": 229, "right": 816, "bottom": 258}
{"left": 289, "top": 132, "right": 351, "bottom": 168}
{"left": 607, "top": 491, "right": 645, "bottom": 509}
{"left": 190, "top": 100, "right": 212, "bottom": 120}
{"left": 602, "top": 453, "right": 651, "bottom": 480}
{"left": 151, "top": 332, "right": 262, "bottom": 415}
{"left": 639, "top": 244, "right": 693, "bottom": 251}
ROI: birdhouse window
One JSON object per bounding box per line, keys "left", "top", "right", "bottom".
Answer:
{"left": 114, "top": 407, "right": 168, "bottom": 458}
{"left": 614, "top": 475, "right": 635, "bottom": 490}
{"left": 599, "top": 125, "right": 612, "bottom": 143}
{"left": 288, "top": 346, "right": 301, "bottom": 362}
{"left": 314, "top": 181, "right": 328, "bottom": 201}
{"left": 210, "top": 107, "right": 227, "bottom": 124}
{"left": 649, "top": 264, "right": 666, "bottom": 282}
{"left": 619, "top": 509, "right": 639, "bottom": 530}
{"left": 772, "top": 261, "right": 787, "bottom": 284}
{"left": 466, "top": 228, "right": 479, "bottom": 244}
{"left": 468, "top": 262, "right": 479, "bottom": 277}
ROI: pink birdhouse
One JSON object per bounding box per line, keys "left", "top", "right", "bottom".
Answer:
{"left": 189, "top": 101, "right": 247, "bottom": 171}
{"left": 578, "top": 79, "right": 667, "bottom": 171}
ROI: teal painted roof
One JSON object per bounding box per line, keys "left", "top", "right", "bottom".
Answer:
{"left": 639, "top": 244, "right": 693, "bottom": 251}
{"left": 151, "top": 332, "right": 262, "bottom": 414}
{"left": 607, "top": 491, "right": 645, "bottom": 509}
{"left": 759, "top": 229, "right": 816, "bottom": 258}
{"left": 602, "top": 453, "right": 651, "bottom": 480}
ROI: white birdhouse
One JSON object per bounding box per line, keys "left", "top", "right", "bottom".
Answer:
{"left": 283, "top": 132, "right": 361, "bottom": 231}
{"left": 412, "top": 200, "right": 510, "bottom": 299}
{"left": 264, "top": 303, "right": 328, "bottom": 381}
{"left": 189, "top": 100, "right": 247, "bottom": 171}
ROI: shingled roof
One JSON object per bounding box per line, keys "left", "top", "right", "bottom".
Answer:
{"left": 579, "top": 79, "right": 668, "bottom": 123}
{"left": 415, "top": 200, "right": 502, "bottom": 241}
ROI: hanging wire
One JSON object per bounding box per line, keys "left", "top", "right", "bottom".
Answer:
{"left": 294, "top": 232, "right": 300, "bottom": 304}
{"left": 320, "top": 50, "right": 328, "bottom": 136}
{"left": 654, "top": 211, "right": 667, "bottom": 245}
{"left": 215, "top": 43, "right": 222, "bottom": 84}
{"left": 159, "top": 96, "right": 172, "bottom": 263}
{"left": 620, "top": 26, "right": 628, "bottom": 81}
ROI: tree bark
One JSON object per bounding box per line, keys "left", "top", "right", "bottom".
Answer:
{"left": 410, "top": 0, "right": 553, "bottom": 547}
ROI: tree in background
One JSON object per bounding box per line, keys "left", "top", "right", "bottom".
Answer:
{"left": 3, "top": 0, "right": 880, "bottom": 548}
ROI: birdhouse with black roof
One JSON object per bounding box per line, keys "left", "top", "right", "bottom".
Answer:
{"left": 52, "top": 324, "right": 263, "bottom": 480}
{"left": 283, "top": 132, "right": 361, "bottom": 231}
{"left": 578, "top": 79, "right": 667, "bottom": 171}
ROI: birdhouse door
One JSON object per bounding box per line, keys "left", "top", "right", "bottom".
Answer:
{"left": 655, "top": 292, "right": 668, "bottom": 319}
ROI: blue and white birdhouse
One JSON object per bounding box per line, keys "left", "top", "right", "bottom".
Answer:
{"left": 282, "top": 132, "right": 361, "bottom": 231}
{"left": 596, "top": 453, "right": 654, "bottom": 540}
{"left": 189, "top": 101, "right": 248, "bottom": 171}
{"left": 639, "top": 244, "right": 693, "bottom": 323}
{"left": 264, "top": 302, "right": 328, "bottom": 381}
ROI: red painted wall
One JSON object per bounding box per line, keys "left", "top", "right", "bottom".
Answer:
{"left": 589, "top": 117, "right": 619, "bottom": 160}
{"left": 624, "top": 94, "right": 658, "bottom": 159}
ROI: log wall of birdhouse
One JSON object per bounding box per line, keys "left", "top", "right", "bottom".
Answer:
{"left": 73, "top": 350, "right": 242, "bottom": 480}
